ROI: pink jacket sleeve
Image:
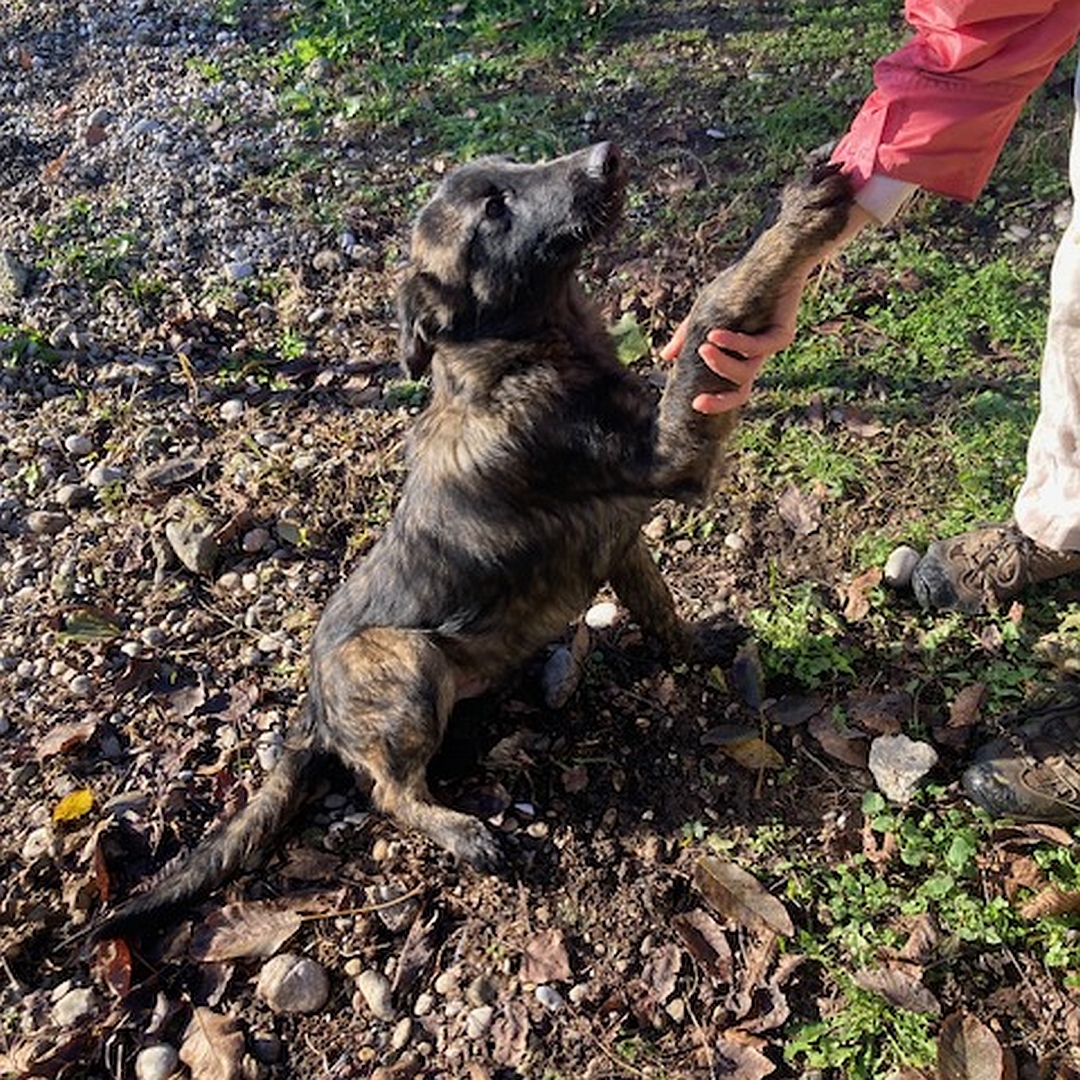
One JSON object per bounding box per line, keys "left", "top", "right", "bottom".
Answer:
{"left": 831, "top": 0, "right": 1080, "bottom": 201}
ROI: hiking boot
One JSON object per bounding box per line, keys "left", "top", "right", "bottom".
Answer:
{"left": 963, "top": 687, "right": 1080, "bottom": 823}
{"left": 910, "top": 521, "right": 1080, "bottom": 614}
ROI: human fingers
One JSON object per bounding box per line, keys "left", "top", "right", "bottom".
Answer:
{"left": 704, "top": 323, "right": 794, "bottom": 361}
{"left": 659, "top": 318, "right": 689, "bottom": 362}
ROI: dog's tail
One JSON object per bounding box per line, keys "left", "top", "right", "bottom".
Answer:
{"left": 93, "top": 708, "right": 318, "bottom": 941}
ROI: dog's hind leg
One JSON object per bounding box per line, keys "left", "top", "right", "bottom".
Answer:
{"left": 314, "top": 629, "right": 505, "bottom": 873}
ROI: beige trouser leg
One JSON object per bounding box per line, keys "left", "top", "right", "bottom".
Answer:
{"left": 1013, "top": 67, "right": 1080, "bottom": 553}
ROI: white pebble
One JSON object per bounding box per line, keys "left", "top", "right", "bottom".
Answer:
{"left": 535, "top": 985, "right": 565, "bottom": 1012}
{"left": 255, "top": 954, "right": 330, "bottom": 1014}
{"left": 390, "top": 1016, "right": 412, "bottom": 1050}
{"left": 584, "top": 601, "right": 618, "bottom": 630}
{"left": 51, "top": 987, "right": 98, "bottom": 1027}
{"left": 64, "top": 433, "right": 94, "bottom": 457}
{"left": 465, "top": 1005, "right": 494, "bottom": 1039}
{"left": 883, "top": 544, "right": 921, "bottom": 589}
{"left": 355, "top": 968, "right": 395, "bottom": 1021}
{"left": 219, "top": 399, "right": 245, "bottom": 423}
{"left": 134, "top": 1043, "right": 179, "bottom": 1080}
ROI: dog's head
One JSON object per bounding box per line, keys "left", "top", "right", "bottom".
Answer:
{"left": 397, "top": 142, "right": 626, "bottom": 376}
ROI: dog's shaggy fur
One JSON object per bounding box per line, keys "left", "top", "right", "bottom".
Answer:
{"left": 95, "top": 143, "right": 851, "bottom": 937}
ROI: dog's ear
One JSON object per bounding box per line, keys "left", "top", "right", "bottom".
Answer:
{"left": 396, "top": 270, "right": 463, "bottom": 378}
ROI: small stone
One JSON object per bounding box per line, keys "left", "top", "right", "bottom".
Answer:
{"left": 884, "top": 544, "right": 921, "bottom": 589}
{"left": 0, "top": 249, "right": 30, "bottom": 300}
{"left": 433, "top": 969, "right": 458, "bottom": 996}
{"left": 256, "top": 730, "right": 284, "bottom": 771}
{"left": 56, "top": 484, "right": 93, "bottom": 509}
{"left": 643, "top": 514, "right": 667, "bottom": 542}
{"left": 69, "top": 673, "right": 94, "bottom": 697}
{"left": 465, "top": 1005, "right": 494, "bottom": 1039}
{"left": 87, "top": 463, "right": 125, "bottom": 488}
{"left": 165, "top": 518, "right": 220, "bottom": 576}
{"left": 465, "top": 975, "right": 497, "bottom": 1008}
{"left": 51, "top": 986, "right": 98, "bottom": 1027}
{"left": 724, "top": 531, "right": 747, "bottom": 553}
{"left": 355, "top": 969, "right": 395, "bottom": 1022}
{"left": 26, "top": 510, "right": 70, "bottom": 535}
{"left": 22, "top": 825, "right": 56, "bottom": 861}
{"left": 134, "top": 1043, "right": 179, "bottom": 1080}
{"left": 869, "top": 733, "right": 939, "bottom": 805}
{"left": 64, "top": 433, "right": 94, "bottom": 457}
{"left": 250, "top": 1032, "right": 282, "bottom": 1065}
{"left": 584, "top": 601, "right": 618, "bottom": 630}
{"left": 390, "top": 1016, "right": 412, "bottom": 1051}
{"left": 255, "top": 953, "right": 330, "bottom": 1014}
{"left": 242, "top": 527, "right": 271, "bottom": 554}
{"left": 219, "top": 398, "right": 245, "bottom": 423}
{"left": 413, "top": 992, "right": 435, "bottom": 1017}
{"left": 224, "top": 261, "right": 254, "bottom": 283}
{"left": 535, "top": 985, "right": 565, "bottom": 1012}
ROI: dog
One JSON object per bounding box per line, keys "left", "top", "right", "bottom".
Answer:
{"left": 95, "top": 143, "right": 852, "bottom": 937}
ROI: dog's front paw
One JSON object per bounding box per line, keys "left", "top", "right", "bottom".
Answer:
{"left": 778, "top": 164, "right": 854, "bottom": 247}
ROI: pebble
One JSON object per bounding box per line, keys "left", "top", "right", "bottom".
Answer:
{"left": 390, "top": 1016, "right": 412, "bottom": 1051}
{"left": 224, "top": 261, "right": 254, "bottom": 282}
{"left": 250, "top": 1032, "right": 282, "bottom": 1065}
{"left": 56, "top": 483, "right": 93, "bottom": 509}
{"left": 51, "top": 986, "right": 98, "bottom": 1027}
{"left": 165, "top": 518, "right": 219, "bottom": 576}
{"left": 255, "top": 954, "right": 330, "bottom": 1014}
{"left": 242, "top": 526, "right": 271, "bottom": 553}
{"left": 584, "top": 601, "right": 618, "bottom": 630}
{"left": 26, "top": 510, "right": 70, "bottom": 535}
{"left": 355, "top": 968, "right": 396, "bottom": 1021}
{"left": 22, "top": 825, "right": 56, "bottom": 861}
{"left": 64, "top": 433, "right": 94, "bottom": 457}
{"left": 69, "top": 673, "right": 94, "bottom": 697}
{"left": 724, "top": 531, "right": 747, "bottom": 553}
{"left": 465, "top": 1005, "right": 494, "bottom": 1039}
{"left": 535, "top": 985, "right": 565, "bottom": 1012}
{"left": 884, "top": 544, "right": 921, "bottom": 589}
{"left": 219, "top": 398, "right": 245, "bottom": 423}
{"left": 465, "top": 974, "right": 497, "bottom": 1008}
{"left": 0, "top": 249, "right": 30, "bottom": 299}
{"left": 134, "top": 1043, "right": 179, "bottom": 1080}
{"left": 256, "top": 729, "right": 284, "bottom": 771}
{"left": 87, "top": 464, "right": 125, "bottom": 488}
{"left": 869, "top": 733, "right": 939, "bottom": 805}
{"left": 413, "top": 992, "right": 435, "bottom": 1017}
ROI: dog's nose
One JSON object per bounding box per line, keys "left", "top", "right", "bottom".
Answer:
{"left": 586, "top": 141, "right": 621, "bottom": 181}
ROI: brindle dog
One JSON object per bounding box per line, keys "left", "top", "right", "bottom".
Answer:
{"left": 96, "top": 143, "right": 851, "bottom": 936}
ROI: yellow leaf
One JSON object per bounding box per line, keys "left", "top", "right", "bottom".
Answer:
{"left": 53, "top": 788, "right": 94, "bottom": 823}
{"left": 720, "top": 736, "right": 785, "bottom": 771}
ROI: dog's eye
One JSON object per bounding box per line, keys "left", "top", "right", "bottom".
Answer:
{"left": 484, "top": 193, "right": 508, "bottom": 220}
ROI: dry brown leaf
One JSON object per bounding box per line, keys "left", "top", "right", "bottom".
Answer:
{"left": 777, "top": 484, "right": 821, "bottom": 538}
{"left": 854, "top": 965, "right": 940, "bottom": 1016}
{"left": 949, "top": 683, "right": 987, "bottom": 730}
{"left": 37, "top": 720, "right": 98, "bottom": 761}
{"left": 808, "top": 713, "right": 869, "bottom": 768}
{"left": 847, "top": 690, "right": 912, "bottom": 735}
{"left": 491, "top": 1000, "right": 531, "bottom": 1069}
{"left": 641, "top": 942, "right": 681, "bottom": 1005}
{"left": 521, "top": 927, "right": 572, "bottom": 984}
{"left": 715, "top": 1030, "right": 776, "bottom": 1079}
{"left": 189, "top": 903, "right": 303, "bottom": 962}
{"left": 838, "top": 405, "right": 886, "bottom": 438}
{"left": 91, "top": 937, "right": 132, "bottom": 999}
{"left": 672, "top": 908, "right": 733, "bottom": 985}
{"left": 897, "top": 913, "right": 940, "bottom": 965}
{"left": 719, "top": 736, "right": 785, "bottom": 771}
{"left": 937, "top": 1011, "right": 1016, "bottom": 1080}
{"left": 392, "top": 906, "right": 442, "bottom": 997}
{"left": 1019, "top": 884, "right": 1080, "bottom": 920}
{"left": 839, "top": 567, "right": 882, "bottom": 622}
{"left": 693, "top": 857, "right": 794, "bottom": 937}
{"left": 180, "top": 1007, "right": 245, "bottom": 1080}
